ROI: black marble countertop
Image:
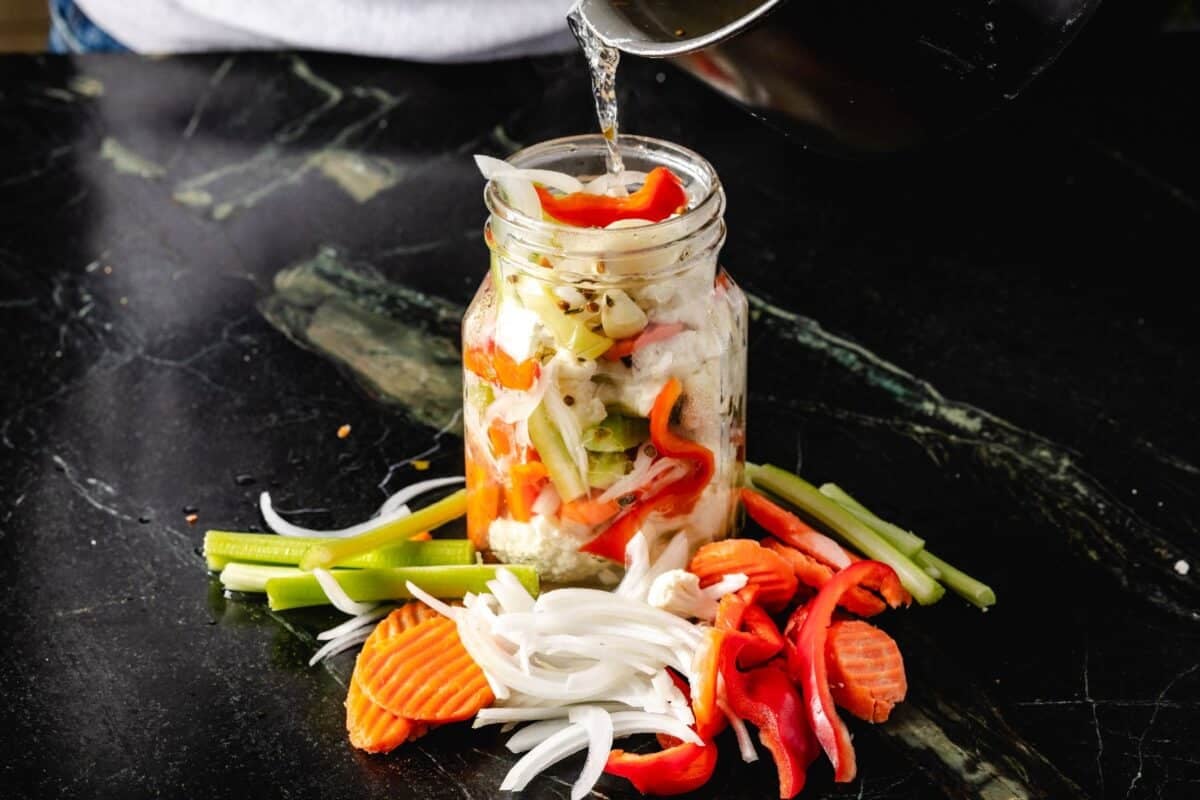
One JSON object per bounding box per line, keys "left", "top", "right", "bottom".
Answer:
{"left": 1, "top": 21, "right": 1197, "bottom": 800}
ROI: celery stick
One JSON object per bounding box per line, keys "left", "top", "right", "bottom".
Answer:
{"left": 204, "top": 531, "right": 475, "bottom": 571}
{"left": 265, "top": 564, "right": 540, "bottom": 611}
{"left": 745, "top": 463, "right": 945, "bottom": 605}
{"left": 817, "top": 484, "right": 926, "bottom": 557}
{"left": 914, "top": 551, "right": 995, "bottom": 609}
{"left": 528, "top": 403, "right": 588, "bottom": 502}
{"left": 582, "top": 412, "right": 650, "bottom": 453}
{"left": 220, "top": 563, "right": 322, "bottom": 593}
{"left": 521, "top": 288, "right": 613, "bottom": 359}
{"left": 299, "top": 489, "right": 467, "bottom": 570}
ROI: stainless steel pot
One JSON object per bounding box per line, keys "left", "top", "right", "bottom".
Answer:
{"left": 572, "top": 0, "right": 1108, "bottom": 156}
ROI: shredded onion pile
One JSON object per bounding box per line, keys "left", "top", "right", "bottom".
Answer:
{"left": 405, "top": 532, "right": 743, "bottom": 796}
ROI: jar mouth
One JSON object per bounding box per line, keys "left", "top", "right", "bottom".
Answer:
{"left": 484, "top": 134, "right": 724, "bottom": 244}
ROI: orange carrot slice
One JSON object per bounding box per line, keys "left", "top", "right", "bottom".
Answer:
{"left": 688, "top": 539, "right": 799, "bottom": 612}
{"left": 560, "top": 496, "right": 622, "bottom": 525}
{"left": 762, "top": 538, "right": 887, "bottom": 618}
{"left": 465, "top": 450, "right": 500, "bottom": 549}
{"left": 825, "top": 620, "right": 907, "bottom": 723}
{"left": 506, "top": 461, "right": 548, "bottom": 523}
{"left": 346, "top": 602, "right": 442, "bottom": 753}
{"left": 356, "top": 616, "right": 494, "bottom": 723}
{"left": 346, "top": 677, "right": 429, "bottom": 753}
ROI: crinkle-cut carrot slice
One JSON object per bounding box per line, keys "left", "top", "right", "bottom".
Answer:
{"left": 345, "top": 677, "right": 429, "bottom": 753}
{"left": 762, "top": 538, "right": 888, "bottom": 618}
{"left": 356, "top": 616, "right": 494, "bottom": 723}
{"left": 360, "top": 602, "right": 442, "bottom": 651}
{"left": 688, "top": 538, "right": 799, "bottom": 611}
{"left": 825, "top": 619, "right": 907, "bottom": 723}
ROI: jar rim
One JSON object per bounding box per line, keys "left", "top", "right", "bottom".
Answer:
{"left": 484, "top": 134, "right": 724, "bottom": 245}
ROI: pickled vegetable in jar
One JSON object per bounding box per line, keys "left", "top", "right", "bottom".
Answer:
{"left": 463, "top": 135, "right": 747, "bottom": 585}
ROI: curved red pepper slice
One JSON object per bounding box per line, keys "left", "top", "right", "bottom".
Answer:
{"left": 719, "top": 637, "right": 820, "bottom": 799}
{"left": 793, "top": 559, "right": 899, "bottom": 783}
{"left": 605, "top": 740, "right": 718, "bottom": 796}
{"left": 535, "top": 166, "right": 688, "bottom": 228}
{"left": 580, "top": 377, "right": 714, "bottom": 561}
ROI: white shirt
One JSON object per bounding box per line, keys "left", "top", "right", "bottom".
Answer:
{"left": 76, "top": 0, "right": 578, "bottom": 62}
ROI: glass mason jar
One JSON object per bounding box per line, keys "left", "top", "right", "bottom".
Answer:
{"left": 463, "top": 135, "right": 747, "bottom": 586}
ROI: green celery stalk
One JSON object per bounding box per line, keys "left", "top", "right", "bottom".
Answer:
{"left": 299, "top": 489, "right": 467, "bottom": 571}
{"left": 745, "top": 463, "right": 945, "bottom": 605}
{"left": 817, "top": 484, "right": 926, "bottom": 557}
{"left": 913, "top": 550, "right": 996, "bottom": 610}
{"left": 582, "top": 412, "right": 650, "bottom": 453}
{"left": 204, "top": 531, "right": 475, "bottom": 571}
{"left": 220, "top": 562, "right": 326, "bottom": 593}
{"left": 520, "top": 288, "right": 612, "bottom": 359}
{"left": 265, "top": 564, "right": 540, "bottom": 611}
{"left": 528, "top": 403, "right": 587, "bottom": 502}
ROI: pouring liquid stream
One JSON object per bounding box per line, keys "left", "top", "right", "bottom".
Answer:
{"left": 568, "top": 8, "right": 626, "bottom": 190}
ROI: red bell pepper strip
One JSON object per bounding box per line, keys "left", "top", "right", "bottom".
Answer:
{"left": 602, "top": 322, "right": 687, "bottom": 362}
{"left": 580, "top": 377, "right": 713, "bottom": 561}
{"left": 535, "top": 166, "right": 688, "bottom": 228}
{"left": 605, "top": 740, "right": 718, "bottom": 796}
{"left": 690, "top": 628, "right": 727, "bottom": 741}
{"left": 792, "top": 559, "right": 900, "bottom": 783}
{"left": 741, "top": 488, "right": 853, "bottom": 569}
{"left": 714, "top": 590, "right": 787, "bottom": 671}
{"left": 719, "top": 636, "right": 820, "bottom": 799}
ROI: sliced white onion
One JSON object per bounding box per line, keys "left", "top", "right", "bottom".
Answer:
{"left": 316, "top": 605, "right": 392, "bottom": 641}
{"left": 500, "top": 711, "right": 701, "bottom": 792}
{"left": 597, "top": 446, "right": 655, "bottom": 503}
{"left": 378, "top": 476, "right": 464, "bottom": 517}
{"left": 493, "top": 173, "right": 541, "bottom": 219}
{"left": 313, "top": 568, "right": 377, "bottom": 616}
{"left": 260, "top": 492, "right": 410, "bottom": 539}
{"left": 598, "top": 456, "right": 685, "bottom": 504}
{"left": 475, "top": 154, "right": 584, "bottom": 195}
{"left": 474, "top": 702, "right": 630, "bottom": 728}
{"left": 404, "top": 580, "right": 461, "bottom": 620}
{"left": 307, "top": 627, "right": 372, "bottom": 667}
{"left": 487, "top": 568, "right": 536, "bottom": 615}
{"left": 569, "top": 707, "right": 613, "bottom": 800}
{"left": 485, "top": 390, "right": 543, "bottom": 430}
{"left": 718, "top": 698, "right": 759, "bottom": 763}
{"left": 530, "top": 483, "right": 561, "bottom": 517}
{"left": 633, "top": 532, "right": 691, "bottom": 601}
{"left": 507, "top": 718, "right": 573, "bottom": 753}
{"left": 702, "top": 572, "right": 749, "bottom": 601}
{"left": 614, "top": 532, "right": 650, "bottom": 598}
{"left": 583, "top": 170, "right": 648, "bottom": 197}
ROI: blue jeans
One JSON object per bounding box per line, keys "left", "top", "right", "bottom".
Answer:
{"left": 48, "top": 0, "right": 128, "bottom": 53}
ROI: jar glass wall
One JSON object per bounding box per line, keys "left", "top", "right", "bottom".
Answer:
{"left": 463, "top": 135, "right": 747, "bottom": 586}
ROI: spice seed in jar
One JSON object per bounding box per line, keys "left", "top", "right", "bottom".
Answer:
{"left": 586, "top": 301, "right": 600, "bottom": 313}
{"left": 337, "top": 424, "right": 352, "bottom": 439}
{"left": 643, "top": 444, "right": 658, "bottom": 459}
{"left": 557, "top": 300, "right": 571, "bottom": 312}
{"left": 563, "top": 395, "right": 575, "bottom": 406}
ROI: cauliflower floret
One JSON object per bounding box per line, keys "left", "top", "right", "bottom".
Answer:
{"left": 647, "top": 568, "right": 748, "bottom": 621}
{"left": 487, "top": 514, "right": 618, "bottom": 586}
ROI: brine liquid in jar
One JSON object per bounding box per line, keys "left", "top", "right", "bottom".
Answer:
{"left": 463, "top": 135, "right": 747, "bottom": 586}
